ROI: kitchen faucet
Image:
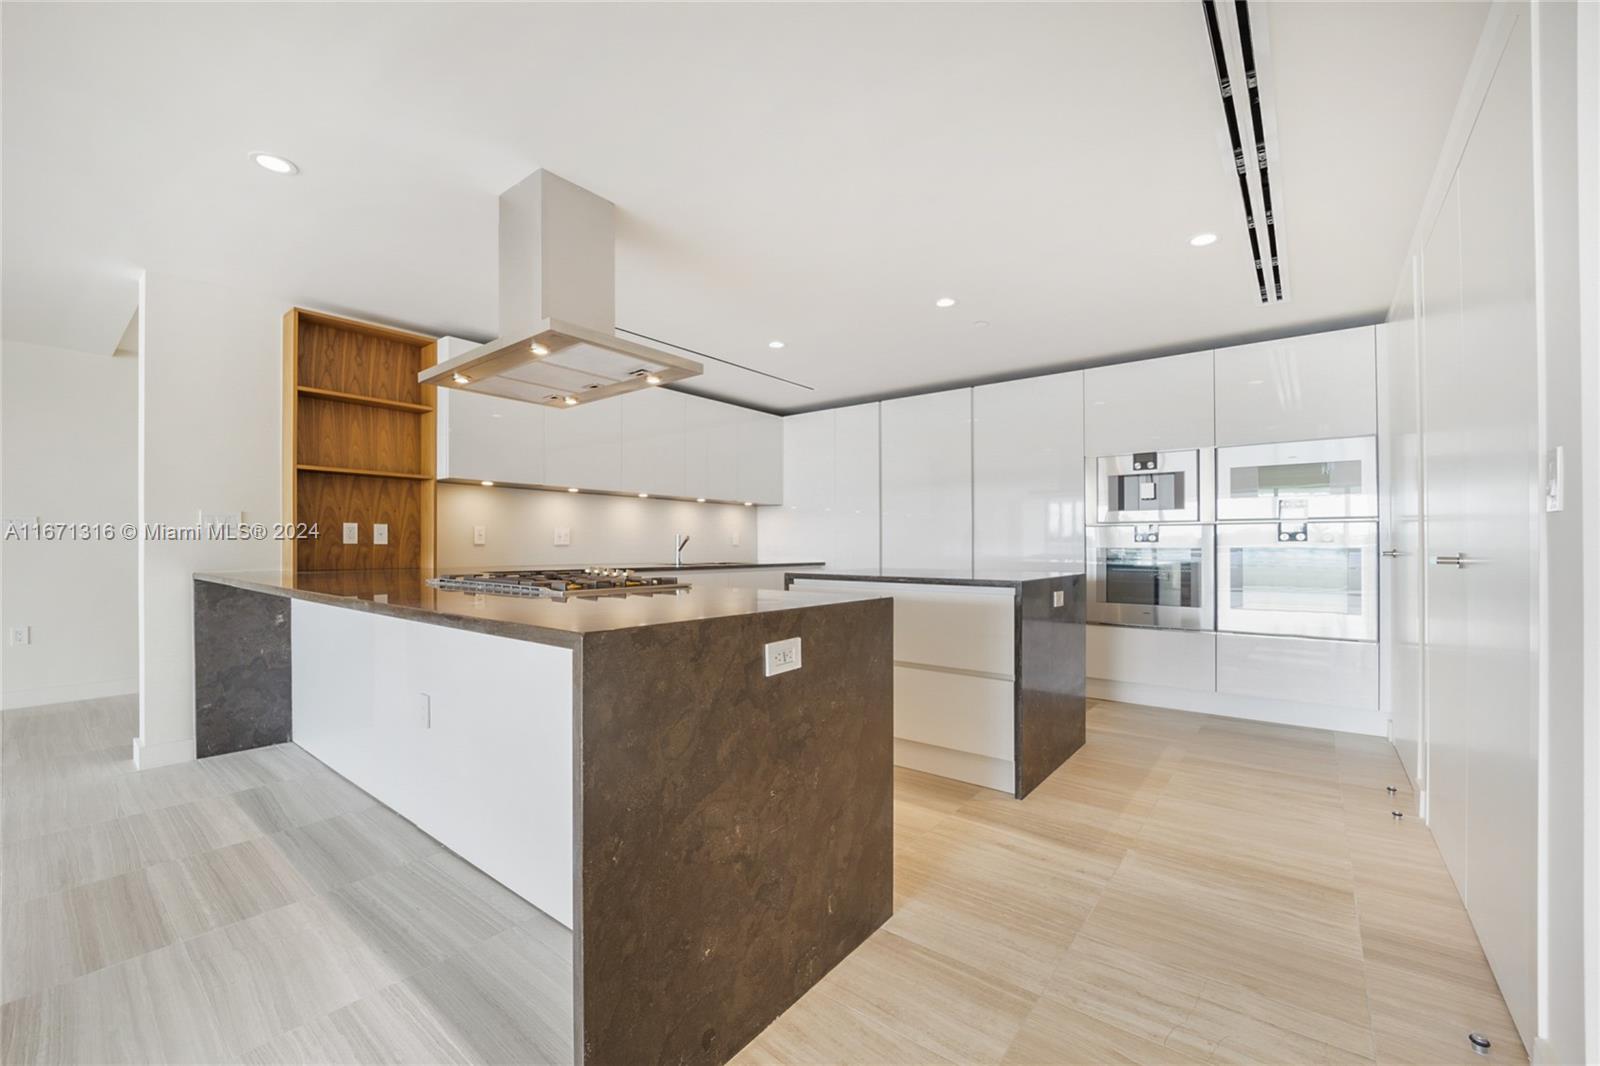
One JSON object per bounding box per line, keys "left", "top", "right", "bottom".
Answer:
{"left": 674, "top": 533, "right": 691, "bottom": 567}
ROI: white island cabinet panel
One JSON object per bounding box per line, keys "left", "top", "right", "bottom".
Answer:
{"left": 684, "top": 394, "right": 741, "bottom": 502}
{"left": 1214, "top": 325, "right": 1377, "bottom": 446}
{"left": 544, "top": 398, "right": 623, "bottom": 493}
{"left": 1084, "top": 349, "right": 1214, "bottom": 455}
{"left": 737, "top": 409, "right": 783, "bottom": 505}
{"left": 291, "top": 600, "right": 575, "bottom": 927}
{"left": 436, "top": 386, "right": 546, "bottom": 487}
{"left": 620, "top": 388, "right": 686, "bottom": 498}
{"left": 974, "top": 371, "right": 1084, "bottom": 573}
{"left": 880, "top": 388, "right": 972, "bottom": 574}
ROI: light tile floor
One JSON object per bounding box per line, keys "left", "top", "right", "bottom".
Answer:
{"left": 1, "top": 695, "right": 1527, "bottom": 1065}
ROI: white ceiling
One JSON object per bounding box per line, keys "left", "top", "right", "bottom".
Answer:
{"left": 2, "top": 2, "right": 1487, "bottom": 412}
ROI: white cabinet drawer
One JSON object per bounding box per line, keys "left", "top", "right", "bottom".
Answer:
{"left": 1217, "top": 632, "right": 1378, "bottom": 709}
{"left": 893, "top": 666, "right": 1014, "bottom": 761}
{"left": 788, "top": 580, "right": 1016, "bottom": 677}
{"left": 1086, "top": 624, "right": 1215, "bottom": 692}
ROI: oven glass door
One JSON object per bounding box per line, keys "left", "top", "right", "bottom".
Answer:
{"left": 1216, "top": 521, "right": 1378, "bottom": 640}
{"left": 1095, "top": 450, "right": 1201, "bottom": 523}
{"left": 1089, "top": 525, "right": 1213, "bottom": 630}
{"left": 1216, "top": 436, "right": 1377, "bottom": 521}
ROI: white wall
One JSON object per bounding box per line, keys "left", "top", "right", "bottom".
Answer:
{"left": 137, "top": 272, "right": 283, "bottom": 768}
{"left": 435, "top": 483, "right": 758, "bottom": 570}
{"left": 1, "top": 341, "right": 138, "bottom": 708}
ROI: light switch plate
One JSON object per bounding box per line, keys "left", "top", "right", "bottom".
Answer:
{"left": 9, "top": 625, "right": 30, "bottom": 646}
{"left": 1052, "top": 590, "right": 1065, "bottom": 608}
{"left": 198, "top": 510, "right": 243, "bottom": 535}
{"left": 373, "top": 523, "right": 388, "bottom": 546}
{"left": 418, "top": 692, "right": 431, "bottom": 729}
{"left": 730, "top": 529, "right": 741, "bottom": 548}
{"left": 553, "top": 526, "right": 571, "bottom": 547}
{"left": 764, "top": 636, "right": 801, "bottom": 677}
{"left": 1546, "top": 446, "right": 1565, "bottom": 512}
{"left": 473, "top": 525, "right": 487, "bottom": 546}
{"left": 342, "top": 522, "right": 359, "bottom": 545}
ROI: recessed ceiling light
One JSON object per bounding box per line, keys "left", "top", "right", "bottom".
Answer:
{"left": 249, "top": 152, "right": 299, "bottom": 176}
{"left": 973, "top": 320, "right": 990, "bottom": 329}
{"left": 935, "top": 297, "right": 957, "bottom": 308}
{"left": 568, "top": 487, "right": 580, "bottom": 493}
{"left": 638, "top": 492, "right": 649, "bottom": 499}
{"left": 563, "top": 396, "right": 578, "bottom": 406}
{"left": 480, "top": 480, "right": 495, "bottom": 487}
{"left": 645, "top": 374, "right": 662, "bottom": 386}
{"left": 452, "top": 372, "right": 470, "bottom": 385}
{"left": 1189, "top": 232, "right": 1219, "bottom": 247}
{"left": 768, "top": 340, "right": 785, "bottom": 349}
{"left": 696, "top": 497, "right": 707, "bottom": 503}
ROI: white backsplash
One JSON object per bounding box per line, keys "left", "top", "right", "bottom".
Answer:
{"left": 435, "top": 482, "right": 758, "bottom": 571}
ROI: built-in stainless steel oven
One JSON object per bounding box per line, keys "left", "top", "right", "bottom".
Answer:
{"left": 1216, "top": 520, "right": 1378, "bottom": 641}
{"left": 1087, "top": 523, "right": 1214, "bottom": 630}
{"left": 1093, "top": 449, "right": 1203, "bottom": 524}
{"left": 1215, "top": 436, "right": 1378, "bottom": 522}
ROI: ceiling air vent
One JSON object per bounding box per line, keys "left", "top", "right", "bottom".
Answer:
{"left": 1201, "top": 0, "right": 1288, "bottom": 304}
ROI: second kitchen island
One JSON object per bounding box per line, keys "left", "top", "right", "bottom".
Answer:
{"left": 192, "top": 569, "right": 893, "bottom": 1066}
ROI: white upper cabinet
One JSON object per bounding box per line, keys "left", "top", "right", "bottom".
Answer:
{"left": 619, "top": 389, "right": 686, "bottom": 498}
{"left": 758, "top": 403, "right": 879, "bottom": 567}
{"left": 973, "top": 372, "right": 1084, "bottom": 573}
{"left": 544, "top": 397, "right": 623, "bottom": 492}
{"left": 684, "top": 394, "right": 741, "bottom": 502}
{"left": 880, "top": 388, "right": 972, "bottom": 575}
{"left": 1214, "top": 325, "right": 1377, "bottom": 446}
{"left": 1084, "top": 349, "right": 1214, "bottom": 456}
{"left": 737, "top": 410, "right": 783, "bottom": 505}
{"left": 436, "top": 389, "right": 546, "bottom": 487}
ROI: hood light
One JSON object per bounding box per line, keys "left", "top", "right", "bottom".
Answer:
{"left": 452, "top": 372, "right": 470, "bottom": 385}
{"left": 645, "top": 374, "right": 662, "bottom": 386}
{"left": 563, "top": 396, "right": 578, "bottom": 406}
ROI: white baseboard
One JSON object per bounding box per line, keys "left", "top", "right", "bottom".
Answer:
{"left": 132, "top": 734, "right": 195, "bottom": 770}
{"left": 894, "top": 737, "right": 1013, "bottom": 793}
{"left": 1087, "top": 678, "right": 1389, "bottom": 737}
{"left": 2, "top": 678, "right": 137, "bottom": 710}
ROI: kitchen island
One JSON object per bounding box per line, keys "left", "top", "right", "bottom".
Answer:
{"left": 786, "top": 570, "right": 1086, "bottom": 798}
{"left": 192, "top": 569, "right": 893, "bottom": 1066}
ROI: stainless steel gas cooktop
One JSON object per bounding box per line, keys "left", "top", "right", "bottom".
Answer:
{"left": 427, "top": 568, "right": 688, "bottom": 600}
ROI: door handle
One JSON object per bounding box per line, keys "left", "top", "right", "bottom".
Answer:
{"left": 1431, "top": 554, "right": 1468, "bottom": 567}
{"left": 1381, "top": 549, "right": 1401, "bottom": 558}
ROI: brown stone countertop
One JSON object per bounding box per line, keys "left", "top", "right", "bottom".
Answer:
{"left": 194, "top": 568, "right": 885, "bottom": 649}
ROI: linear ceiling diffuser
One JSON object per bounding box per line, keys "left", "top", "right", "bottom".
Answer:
{"left": 419, "top": 171, "right": 702, "bottom": 407}
{"left": 1201, "top": 0, "right": 1288, "bottom": 304}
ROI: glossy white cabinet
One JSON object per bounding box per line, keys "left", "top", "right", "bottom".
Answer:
{"left": 1214, "top": 325, "right": 1377, "bottom": 446}
{"left": 880, "top": 388, "right": 972, "bottom": 574}
{"left": 737, "top": 410, "right": 783, "bottom": 505}
{"left": 973, "top": 372, "right": 1085, "bottom": 573}
{"left": 1084, "top": 349, "right": 1214, "bottom": 456}
{"left": 436, "top": 389, "right": 546, "bottom": 487}
{"left": 684, "top": 394, "right": 741, "bottom": 502}
{"left": 544, "top": 397, "right": 623, "bottom": 493}
{"left": 620, "top": 389, "right": 686, "bottom": 498}
{"left": 1086, "top": 624, "right": 1215, "bottom": 692}
{"left": 1216, "top": 632, "right": 1378, "bottom": 709}
{"left": 758, "top": 404, "right": 879, "bottom": 568}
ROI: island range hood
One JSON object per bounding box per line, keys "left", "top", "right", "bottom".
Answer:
{"left": 419, "top": 170, "right": 702, "bottom": 407}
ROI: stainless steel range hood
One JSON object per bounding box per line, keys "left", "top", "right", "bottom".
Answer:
{"left": 419, "top": 170, "right": 701, "bottom": 407}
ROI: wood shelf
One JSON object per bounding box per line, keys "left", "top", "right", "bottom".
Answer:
{"left": 296, "top": 386, "right": 433, "bottom": 413}
{"left": 296, "top": 464, "right": 431, "bottom": 481}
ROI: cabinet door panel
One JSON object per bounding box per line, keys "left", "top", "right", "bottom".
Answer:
{"left": 620, "top": 389, "right": 686, "bottom": 497}
{"left": 974, "top": 372, "right": 1084, "bottom": 573}
{"left": 880, "top": 389, "right": 972, "bottom": 574}
{"left": 1084, "top": 350, "right": 1213, "bottom": 455}
{"left": 1214, "top": 326, "right": 1376, "bottom": 446}
{"left": 684, "top": 395, "right": 740, "bottom": 502}
{"left": 544, "top": 399, "right": 622, "bottom": 492}
{"left": 737, "top": 410, "right": 783, "bottom": 505}
{"left": 438, "top": 390, "right": 545, "bottom": 486}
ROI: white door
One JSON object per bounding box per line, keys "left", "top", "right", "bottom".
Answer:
{"left": 1382, "top": 261, "right": 1427, "bottom": 792}
{"left": 1453, "top": 24, "right": 1538, "bottom": 1040}
{"left": 1422, "top": 174, "right": 1469, "bottom": 896}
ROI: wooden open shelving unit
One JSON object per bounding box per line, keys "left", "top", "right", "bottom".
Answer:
{"left": 283, "top": 308, "right": 438, "bottom": 576}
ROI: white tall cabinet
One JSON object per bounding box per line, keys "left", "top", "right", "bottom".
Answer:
{"left": 1213, "top": 326, "right": 1376, "bottom": 445}
{"left": 758, "top": 404, "right": 880, "bottom": 569}
{"left": 879, "top": 388, "right": 972, "bottom": 574}
{"left": 1084, "top": 349, "right": 1214, "bottom": 455}
{"left": 972, "top": 372, "right": 1084, "bottom": 573}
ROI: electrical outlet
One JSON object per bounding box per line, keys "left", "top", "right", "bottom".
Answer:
{"left": 764, "top": 636, "right": 801, "bottom": 677}
{"left": 472, "top": 525, "right": 487, "bottom": 546}
{"left": 553, "top": 526, "right": 571, "bottom": 547}
{"left": 198, "top": 510, "right": 242, "bottom": 535}
{"left": 9, "top": 625, "right": 30, "bottom": 646}
{"left": 1052, "top": 590, "right": 1065, "bottom": 608}
{"left": 418, "top": 692, "right": 432, "bottom": 729}
{"left": 730, "top": 529, "right": 741, "bottom": 548}
{"left": 373, "top": 523, "right": 388, "bottom": 546}
{"left": 342, "top": 522, "right": 359, "bottom": 545}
